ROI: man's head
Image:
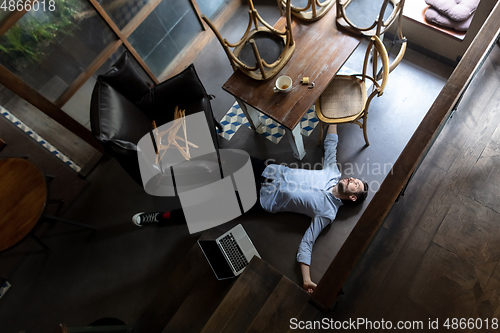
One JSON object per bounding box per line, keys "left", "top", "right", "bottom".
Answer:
{"left": 337, "top": 177, "right": 369, "bottom": 205}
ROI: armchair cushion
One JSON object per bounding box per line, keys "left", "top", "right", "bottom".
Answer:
{"left": 90, "top": 80, "right": 151, "bottom": 151}
{"left": 100, "top": 52, "right": 154, "bottom": 108}
{"left": 151, "top": 65, "right": 208, "bottom": 116}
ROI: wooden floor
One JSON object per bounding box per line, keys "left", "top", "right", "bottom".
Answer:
{"left": 320, "top": 44, "right": 500, "bottom": 331}
{"left": 133, "top": 228, "right": 319, "bottom": 333}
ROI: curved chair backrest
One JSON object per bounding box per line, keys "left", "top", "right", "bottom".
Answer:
{"left": 202, "top": 0, "right": 295, "bottom": 80}
{"left": 336, "top": 0, "right": 405, "bottom": 37}
{"left": 387, "top": 15, "right": 407, "bottom": 75}
{"left": 335, "top": 0, "right": 407, "bottom": 80}
{"left": 362, "top": 36, "right": 390, "bottom": 102}
{"left": 276, "top": 0, "right": 335, "bottom": 21}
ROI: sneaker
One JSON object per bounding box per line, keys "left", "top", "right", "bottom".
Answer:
{"left": 132, "top": 212, "right": 161, "bottom": 227}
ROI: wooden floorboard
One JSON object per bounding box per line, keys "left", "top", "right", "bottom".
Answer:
{"left": 417, "top": 63, "right": 500, "bottom": 236}
{"left": 162, "top": 265, "right": 233, "bottom": 333}
{"left": 364, "top": 226, "right": 434, "bottom": 320}
{"left": 334, "top": 160, "right": 447, "bottom": 318}
{"left": 325, "top": 44, "right": 500, "bottom": 330}
{"left": 311, "top": 2, "right": 500, "bottom": 309}
{"left": 285, "top": 301, "right": 325, "bottom": 333}
{"left": 245, "top": 276, "right": 310, "bottom": 333}
{"left": 133, "top": 229, "right": 223, "bottom": 333}
{"left": 201, "top": 258, "right": 283, "bottom": 333}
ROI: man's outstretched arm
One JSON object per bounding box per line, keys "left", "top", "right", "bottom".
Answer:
{"left": 297, "top": 216, "right": 331, "bottom": 293}
{"left": 300, "top": 263, "right": 317, "bottom": 294}
{"left": 323, "top": 124, "right": 339, "bottom": 168}
{"left": 327, "top": 124, "right": 337, "bottom": 135}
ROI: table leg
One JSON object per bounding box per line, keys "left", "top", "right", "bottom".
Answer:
{"left": 30, "top": 233, "right": 51, "bottom": 252}
{"left": 286, "top": 125, "right": 306, "bottom": 160}
{"left": 235, "top": 97, "right": 264, "bottom": 132}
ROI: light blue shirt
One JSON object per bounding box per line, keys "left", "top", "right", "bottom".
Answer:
{"left": 260, "top": 133, "right": 343, "bottom": 265}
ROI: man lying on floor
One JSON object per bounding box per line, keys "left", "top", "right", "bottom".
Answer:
{"left": 132, "top": 124, "right": 368, "bottom": 294}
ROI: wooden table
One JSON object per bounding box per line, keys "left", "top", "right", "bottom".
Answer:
{"left": 0, "top": 158, "right": 47, "bottom": 252}
{"left": 223, "top": 6, "right": 362, "bottom": 159}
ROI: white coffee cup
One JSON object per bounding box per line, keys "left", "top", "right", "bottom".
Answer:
{"left": 274, "top": 75, "right": 292, "bottom": 92}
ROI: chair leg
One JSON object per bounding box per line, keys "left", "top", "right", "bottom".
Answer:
{"left": 47, "top": 199, "right": 65, "bottom": 214}
{"left": 43, "top": 215, "right": 97, "bottom": 231}
{"left": 317, "top": 122, "right": 324, "bottom": 146}
{"left": 362, "top": 115, "right": 370, "bottom": 146}
{"left": 30, "top": 234, "right": 51, "bottom": 253}
{"left": 215, "top": 118, "right": 223, "bottom": 132}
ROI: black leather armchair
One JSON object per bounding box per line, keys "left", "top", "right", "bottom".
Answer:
{"left": 90, "top": 52, "right": 221, "bottom": 185}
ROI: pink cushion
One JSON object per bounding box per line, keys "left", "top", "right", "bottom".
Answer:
{"left": 425, "top": 0, "right": 479, "bottom": 21}
{"left": 425, "top": 6, "right": 474, "bottom": 31}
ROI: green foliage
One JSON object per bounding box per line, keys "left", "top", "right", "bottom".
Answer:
{"left": 0, "top": 0, "right": 81, "bottom": 67}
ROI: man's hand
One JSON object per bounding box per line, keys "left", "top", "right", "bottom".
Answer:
{"left": 327, "top": 124, "right": 337, "bottom": 135}
{"left": 303, "top": 280, "right": 317, "bottom": 294}
{"left": 300, "top": 262, "right": 316, "bottom": 294}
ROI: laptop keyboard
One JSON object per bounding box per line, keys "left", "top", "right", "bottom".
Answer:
{"left": 219, "top": 234, "right": 249, "bottom": 272}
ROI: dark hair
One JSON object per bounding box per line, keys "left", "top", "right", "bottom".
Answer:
{"left": 342, "top": 181, "right": 369, "bottom": 205}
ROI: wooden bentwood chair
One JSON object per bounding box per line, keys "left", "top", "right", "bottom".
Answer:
{"left": 336, "top": 0, "right": 407, "bottom": 80}
{"left": 336, "top": 0, "right": 405, "bottom": 37}
{"left": 276, "top": 0, "right": 335, "bottom": 22}
{"left": 202, "top": 0, "right": 295, "bottom": 81}
{"left": 315, "top": 36, "right": 389, "bottom": 147}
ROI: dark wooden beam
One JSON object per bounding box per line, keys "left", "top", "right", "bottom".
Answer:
{"left": 310, "top": 0, "right": 500, "bottom": 312}
{"left": 0, "top": 9, "right": 27, "bottom": 37}
{"left": 0, "top": 64, "right": 103, "bottom": 153}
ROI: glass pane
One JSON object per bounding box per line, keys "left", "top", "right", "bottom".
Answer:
{"left": 196, "top": 0, "right": 228, "bottom": 19}
{"left": 0, "top": 0, "right": 116, "bottom": 103}
{"left": 129, "top": 0, "right": 202, "bottom": 78}
{"left": 98, "top": 0, "right": 151, "bottom": 30}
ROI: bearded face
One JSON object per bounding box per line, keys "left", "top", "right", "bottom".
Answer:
{"left": 337, "top": 178, "right": 363, "bottom": 196}
{"left": 337, "top": 179, "right": 346, "bottom": 193}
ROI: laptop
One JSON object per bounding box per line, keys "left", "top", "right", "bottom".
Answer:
{"left": 198, "top": 224, "right": 261, "bottom": 280}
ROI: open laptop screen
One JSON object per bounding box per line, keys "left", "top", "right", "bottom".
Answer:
{"left": 198, "top": 240, "right": 234, "bottom": 280}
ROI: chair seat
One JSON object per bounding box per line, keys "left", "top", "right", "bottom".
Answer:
{"left": 318, "top": 75, "right": 366, "bottom": 119}
{"left": 237, "top": 31, "right": 285, "bottom": 67}
{"left": 344, "top": 0, "right": 394, "bottom": 28}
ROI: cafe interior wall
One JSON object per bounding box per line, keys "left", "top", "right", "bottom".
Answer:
{"left": 389, "top": 0, "right": 497, "bottom": 64}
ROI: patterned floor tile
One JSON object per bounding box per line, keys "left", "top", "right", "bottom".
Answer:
{"left": 218, "top": 102, "right": 319, "bottom": 144}
{"left": 0, "top": 107, "right": 81, "bottom": 172}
